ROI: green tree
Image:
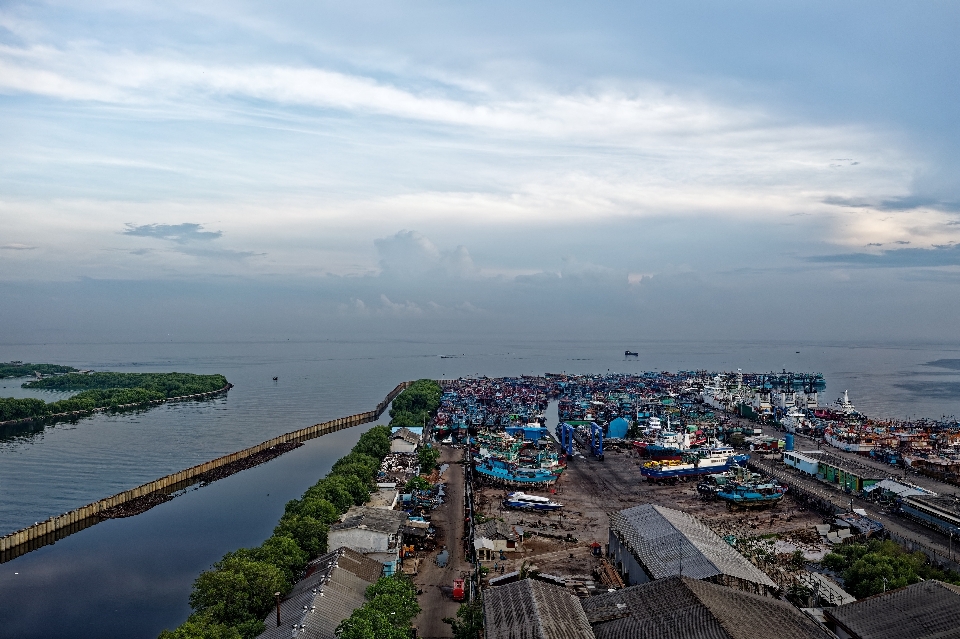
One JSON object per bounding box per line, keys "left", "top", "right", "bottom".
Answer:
{"left": 188, "top": 555, "right": 286, "bottom": 630}
{"left": 417, "top": 445, "right": 440, "bottom": 474}
{"left": 353, "top": 425, "right": 392, "bottom": 460}
{"left": 291, "top": 497, "right": 340, "bottom": 525}
{"left": 364, "top": 575, "right": 421, "bottom": 624}
{"left": 157, "top": 613, "right": 243, "bottom": 639}
{"left": 404, "top": 476, "right": 432, "bottom": 492}
{"left": 306, "top": 479, "right": 354, "bottom": 513}
{"left": 443, "top": 600, "right": 483, "bottom": 639}
{"left": 273, "top": 514, "right": 329, "bottom": 558}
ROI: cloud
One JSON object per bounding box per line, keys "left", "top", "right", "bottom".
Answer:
{"left": 0, "top": 243, "right": 37, "bottom": 250}
{"left": 123, "top": 223, "right": 222, "bottom": 243}
{"left": 121, "top": 222, "right": 261, "bottom": 261}
{"left": 808, "top": 244, "right": 960, "bottom": 268}
{"left": 374, "top": 230, "right": 478, "bottom": 279}
{"left": 824, "top": 195, "right": 960, "bottom": 212}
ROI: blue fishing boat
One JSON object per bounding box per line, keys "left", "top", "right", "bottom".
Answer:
{"left": 475, "top": 458, "right": 561, "bottom": 486}
{"left": 716, "top": 482, "right": 787, "bottom": 509}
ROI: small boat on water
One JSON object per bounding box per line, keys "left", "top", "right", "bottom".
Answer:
{"left": 502, "top": 491, "right": 563, "bottom": 511}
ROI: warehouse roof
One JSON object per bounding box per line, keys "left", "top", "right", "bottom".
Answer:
{"left": 609, "top": 504, "right": 775, "bottom": 588}
{"left": 824, "top": 580, "right": 960, "bottom": 639}
{"left": 255, "top": 547, "right": 383, "bottom": 639}
{"left": 484, "top": 578, "right": 595, "bottom": 639}
{"left": 582, "top": 576, "right": 832, "bottom": 639}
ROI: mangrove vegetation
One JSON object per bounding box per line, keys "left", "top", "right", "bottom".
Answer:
{"left": 0, "top": 361, "right": 78, "bottom": 378}
{"left": 388, "top": 378, "right": 441, "bottom": 429}
{"left": 0, "top": 372, "right": 229, "bottom": 423}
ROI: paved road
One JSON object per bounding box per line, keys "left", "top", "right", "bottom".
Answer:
{"left": 412, "top": 445, "right": 468, "bottom": 639}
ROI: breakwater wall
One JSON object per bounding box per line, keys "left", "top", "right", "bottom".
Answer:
{"left": 0, "top": 381, "right": 410, "bottom": 563}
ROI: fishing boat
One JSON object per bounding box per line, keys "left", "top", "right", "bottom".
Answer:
{"left": 475, "top": 458, "right": 561, "bottom": 486}
{"left": 715, "top": 481, "right": 787, "bottom": 509}
{"left": 641, "top": 446, "right": 749, "bottom": 482}
{"left": 502, "top": 491, "right": 563, "bottom": 511}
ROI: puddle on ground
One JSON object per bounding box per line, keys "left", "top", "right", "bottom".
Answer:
{"left": 436, "top": 549, "right": 449, "bottom": 567}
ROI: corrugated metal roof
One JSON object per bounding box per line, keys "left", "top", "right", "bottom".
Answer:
{"left": 330, "top": 505, "right": 408, "bottom": 534}
{"left": 484, "top": 578, "right": 595, "bottom": 639}
{"left": 610, "top": 505, "right": 775, "bottom": 588}
{"left": 583, "top": 576, "right": 833, "bottom": 639}
{"left": 255, "top": 547, "right": 383, "bottom": 639}
{"left": 825, "top": 580, "right": 960, "bottom": 639}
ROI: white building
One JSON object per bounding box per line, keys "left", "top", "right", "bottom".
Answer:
{"left": 390, "top": 427, "right": 421, "bottom": 454}
{"left": 327, "top": 506, "right": 408, "bottom": 576}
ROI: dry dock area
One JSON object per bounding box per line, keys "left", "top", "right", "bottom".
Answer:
{"left": 473, "top": 446, "right": 824, "bottom": 586}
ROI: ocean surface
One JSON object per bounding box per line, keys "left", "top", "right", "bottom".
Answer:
{"left": 0, "top": 337, "right": 958, "bottom": 638}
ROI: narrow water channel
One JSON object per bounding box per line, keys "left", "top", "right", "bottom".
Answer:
{"left": 0, "top": 420, "right": 385, "bottom": 639}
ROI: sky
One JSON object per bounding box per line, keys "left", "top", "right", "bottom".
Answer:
{"left": 1, "top": 1, "right": 959, "bottom": 343}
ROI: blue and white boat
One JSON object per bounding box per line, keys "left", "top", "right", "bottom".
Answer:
{"left": 641, "top": 446, "right": 749, "bottom": 482}
{"left": 502, "top": 492, "right": 563, "bottom": 511}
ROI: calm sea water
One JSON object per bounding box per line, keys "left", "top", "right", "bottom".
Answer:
{"left": 0, "top": 337, "right": 958, "bottom": 638}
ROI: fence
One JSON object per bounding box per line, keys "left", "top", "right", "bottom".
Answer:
{"left": 0, "top": 381, "right": 410, "bottom": 563}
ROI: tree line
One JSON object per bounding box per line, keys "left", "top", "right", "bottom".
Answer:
{"left": 0, "top": 373, "right": 229, "bottom": 423}
{"left": 822, "top": 538, "right": 960, "bottom": 598}
{"left": 158, "top": 425, "right": 393, "bottom": 639}
{"left": 388, "top": 379, "right": 442, "bottom": 429}
{"left": 0, "top": 362, "right": 78, "bottom": 379}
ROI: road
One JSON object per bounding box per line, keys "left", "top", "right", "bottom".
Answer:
{"left": 412, "top": 445, "right": 468, "bottom": 639}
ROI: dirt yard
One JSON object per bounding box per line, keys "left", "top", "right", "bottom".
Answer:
{"left": 473, "top": 446, "right": 826, "bottom": 585}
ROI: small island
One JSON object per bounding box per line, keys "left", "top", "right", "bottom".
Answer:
{"left": 0, "top": 365, "right": 230, "bottom": 425}
{"left": 0, "top": 361, "right": 79, "bottom": 378}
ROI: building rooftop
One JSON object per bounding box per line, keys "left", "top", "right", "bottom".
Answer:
{"left": 582, "top": 576, "right": 833, "bottom": 639}
{"left": 824, "top": 580, "right": 960, "bottom": 639}
{"left": 390, "top": 427, "right": 421, "bottom": 445}
{"left": 484, "top": 578, "right": 595, "bottom": 639}
{"left": 476, "top": 519, "right": 521, "bottom": 541}
{"left": 255, "top": 547, "right": 383, "bottom": 639}
{"left": 330, "top": 506, "right": 408, "bottom": 535}
{"left": 610, "top": 504, "right": 775, "bottom": 588}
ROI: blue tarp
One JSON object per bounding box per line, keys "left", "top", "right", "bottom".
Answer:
{"left": 607, "top": 417, "right": 629, "bottom": 438}
{"left": 505, "top": 426, "right": 549, "bottom": 441}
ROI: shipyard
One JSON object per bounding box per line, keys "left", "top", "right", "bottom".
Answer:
{"left": 407, "top": 371, "right": 960, "bottom": 639}
{"left": 8, "top": 371, "right": 960, "bottom": 639}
